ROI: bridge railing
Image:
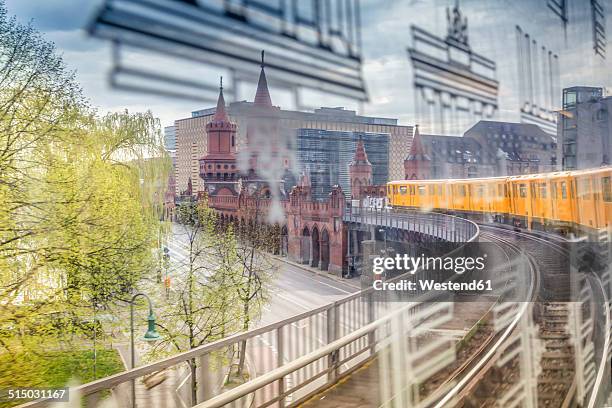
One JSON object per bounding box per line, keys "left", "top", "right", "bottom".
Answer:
{"left": 345, "top": 206, "right": 480, "bottom": 243}
{"left": 18, "top": 212, "right": 479, "bottom": 408}
{"left": 196, "top": 301, "right": 455, "bottom": 408}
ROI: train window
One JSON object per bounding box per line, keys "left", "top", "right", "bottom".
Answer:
{"left": 560, "top": 182, "right": 567, "bottom": 199}
{"left": 602, "top": 177, "right": 611, "bottom": 202}
{"left": 551, "top": 182, "right": 557, "bottom": 198}
{"left": 458, "top": 185, "right": 466, "bottom": 197}
{"left": 418, "top": 186, "right": 426, "bottom": 196}
{"left": 539, "top": 183, "right": 547, "bottom": 198}
{"left": 476, "top": 185, "right": 484, "bottom": 197}
{"left": 504, "top": 185, "right": 508, "bottom": 197}
{"left": 577, "top": 179, "right": 591, "bottom": 198}
{"left": 429, "top": 185, "right": 434, "bottom": 195}
{"left": 399, "top": 186, "right": 407, "bottom": 195}
{"left": 438, "top": 185, "right": 443, "bottom": 195}
{"left": 489, "top": 185, "right": 495, "bottom": 196}
{"left": 519, "top": 184, "right": 527, "bottom": 197}
{"left": 410, "top": 186, "right": 415, "bottom": 195}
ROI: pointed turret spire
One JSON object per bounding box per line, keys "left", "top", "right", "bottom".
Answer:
{"left": 405, "top": 125, "right": 430, "bottom": 161}
{"left": 411, "top": 126, "right": 425, "bottom": 154}
{"left": 351, "top": 137, "right": 371, "bottom": 165}
{"left": 213, "top": 76, "right": 229, "bottom": 122}
{"left": 254, "top": 50, "right": 272, "bottom": 107}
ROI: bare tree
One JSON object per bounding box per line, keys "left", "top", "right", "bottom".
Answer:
{"left": 152, "top": 200, "right": 242, "bottom": 403}
{"left": 233, "top": 195, "right": 276, "bottom": 377}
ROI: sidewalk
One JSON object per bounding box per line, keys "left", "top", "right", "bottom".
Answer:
{"left": 111, "top": 341, "right": 188, "bottom": 408}
{"left": 271, "top": 255, "right": 362, "bottom": 290}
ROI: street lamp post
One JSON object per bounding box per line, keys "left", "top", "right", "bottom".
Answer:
{"left": 129, "top": 292, "right": 161, "bottom": 408}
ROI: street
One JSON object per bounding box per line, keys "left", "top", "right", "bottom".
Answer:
{"left": 163, "top": 223, "right": 359, "bottom": 328}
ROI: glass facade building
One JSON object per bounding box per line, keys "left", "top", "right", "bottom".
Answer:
{"left": 164, "top": 125, "right": 177, "bottom": 152}
{"left": 296, "top": 129, "right": 389, "bottom": 200}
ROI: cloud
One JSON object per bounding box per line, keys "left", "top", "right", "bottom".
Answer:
{"left": 4, "top": 0, "right": 611, "bottom": 134}
{"left": 4, "top": 0, "right": 102, "bottom": 32}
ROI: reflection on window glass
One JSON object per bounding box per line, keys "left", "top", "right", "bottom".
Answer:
{"left": 539, "top": 183, "right": 547, "bottom": 198}
{"left": 561, "top": 181, "right": 567, "bottom": 199}
{"left": 602, "top": 177, "right": 611, "bottom": 202}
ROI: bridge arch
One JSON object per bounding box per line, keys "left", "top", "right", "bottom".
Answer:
{"left": 311, "top": 226, "right": 320, "bottom": 268}
{"left": 320, "top": 228, "right": 330, "bottom": 271}
{"left": 280, "top": 225, "right": 288, "bottom": 256}
{"left": 301, "top": 226, "right": 311, "bottom": 265}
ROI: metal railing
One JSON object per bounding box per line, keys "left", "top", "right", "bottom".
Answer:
{"left": 197, "top": 302, "right": 455, "bottom": 408}
{"left": 344, "top": 207, "right": 480, "bottom": 243}
{"left": 18, "top": 212, "right": 479, "bottom": 408}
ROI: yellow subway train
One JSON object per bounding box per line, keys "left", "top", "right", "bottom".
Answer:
{"left": 387, "top": 167, "right": 612, "bottom": 234}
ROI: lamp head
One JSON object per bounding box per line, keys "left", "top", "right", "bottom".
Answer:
{"left": 143, "top": 312, "right": 161, "bottom": 342}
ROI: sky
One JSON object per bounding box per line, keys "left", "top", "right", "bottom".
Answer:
{"left": 4, "top": 0, "right": 611, "bottom": 131}
{"left": 2, "top": 0, "right": 448, "bottom": 128}
{"left": 4, "top": 0, "right": 200, "bottom": 127}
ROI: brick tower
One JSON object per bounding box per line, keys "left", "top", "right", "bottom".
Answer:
{"left": 349, "top": 138, "right": 372, "bottom": 199}
{"left": 404, "top": 125, "right": 431, "bottom": 180}
{"left": 199, "top": 78, "right": 239, "bottom": 197}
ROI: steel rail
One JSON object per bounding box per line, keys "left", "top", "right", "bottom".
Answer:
{"left": 488, "top": 224, "right": 611, "bottom": 408}
{"left": 432, "top": 231, "right": 539, "bottom": 407}
{"left": 425, "top": 232, "right": 515, "bottom": 396}
{"left": 587, "top": 250, "right": 611, "bottom": 408}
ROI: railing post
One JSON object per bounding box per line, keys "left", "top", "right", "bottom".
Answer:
{"left": 276, "top": 327, "right": 285, "bottom": 407}
{"left": 197, "top": 354, "right": 211, "bottom": 403}
{"left": 367, "top": 291, "right": 376, "bottom": 356}
{"left": 327, "top": 305, "right": 339, "bottom": 383}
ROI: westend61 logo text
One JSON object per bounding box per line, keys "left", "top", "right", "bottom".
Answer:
{"left": 372, "top": 253, "right": 487, "bottom": 275}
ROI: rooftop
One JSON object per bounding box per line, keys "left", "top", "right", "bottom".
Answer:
{"left": 188, "top": 104, "right": 401, "bottom": 126}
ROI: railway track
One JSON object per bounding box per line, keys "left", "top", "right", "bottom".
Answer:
{"left": 485, "top": 226, "right": 576, "bottom": 407}
{"left": 432, "top": 225, "right": 586, "bottom": 408}
{"left": 431, "top": 227, "right": 538, "bottom": 407}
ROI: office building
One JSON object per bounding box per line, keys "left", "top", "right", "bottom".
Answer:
{"left": 405, "top": 120, "right": 557, "bottom": 179}
{"left": 558, "top": 86, "right": 612, "bottom": 170}
{"left": 176, "top": 105, "right": 412, "bottom": 196}
{"left": 164, "top": 126, "right": 176, "bottom": 152}
{"left": 295, "top": 129, "right": 389, "bottom": 200}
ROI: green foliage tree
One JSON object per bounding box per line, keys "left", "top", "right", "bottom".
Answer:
{"left": 0, "top": 0, "right": 170, "bottom": 389}
{"left": 150, "top": 201, "right": 243, "bottom": 404}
